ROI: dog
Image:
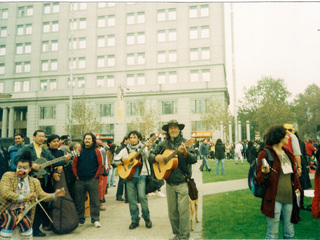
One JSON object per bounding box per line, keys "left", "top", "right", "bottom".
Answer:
{"left": 189, "top": 196, "right": 199, "bottom": 231}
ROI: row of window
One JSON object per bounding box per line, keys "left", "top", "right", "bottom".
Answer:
{"left": 0, "top": 68, "right": 211, "bottom": 93}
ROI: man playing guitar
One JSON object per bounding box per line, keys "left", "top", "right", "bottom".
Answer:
{"left": 114, "top": 130, "right": 153, "bottom": 230}
{"left": 149, "top": 120, "right": 197, "bottom": 240}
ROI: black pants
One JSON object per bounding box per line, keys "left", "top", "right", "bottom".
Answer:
{"left": 116, "top": 176, "right": 127, "bottom": 200}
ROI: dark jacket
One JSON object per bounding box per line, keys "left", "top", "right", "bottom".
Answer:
{"left": 149, "top": 136, "right": 197, "bottom": 185}
{"left": 256, "top": 145, "right": 302, "bottom": 223}
{"left": 200, "top": 143, "right": 209, "bottom": 156}
{"left": 215, "top": 143, "right": 225, "bottom": 160}
{"left": 0, "top": 145, "right": 9, "bottom": 180}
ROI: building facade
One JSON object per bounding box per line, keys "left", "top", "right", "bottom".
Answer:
{"left": 0, "top": 2, "right": 229, "bottom": 143}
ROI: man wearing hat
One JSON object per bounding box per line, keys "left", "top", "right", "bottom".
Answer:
{"left": 149, "top": 120, "right": 197, "bottom": 240}
{"left": 283, "top": 124, "right": 302, "bottom": 177}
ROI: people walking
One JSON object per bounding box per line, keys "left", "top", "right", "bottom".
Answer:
{"left": 200, "top": 139, "right": 211, "bottom": 171}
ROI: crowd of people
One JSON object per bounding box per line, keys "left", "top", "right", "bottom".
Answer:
{"left": 0, "top": 121, "right": 319, "bottom": 239}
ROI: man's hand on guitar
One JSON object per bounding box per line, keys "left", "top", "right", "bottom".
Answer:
{"left": 32, "top": 163, "right": 41, "bottom": 171}
{"left": 121, "top": 157, "right": 129, "bottom": 163}
{"left": 23, "top": 192, "right": 37, "bottom": 201}
{"left": 154, "top": 154, "right": 164, "bottom": 164}
{"left": 178, "top": 143, "right": 188, "bottom": 158}
{"left": 145, "top": 141, "right": 151, "bottom": 151}
{"left": 64, "top": 153, "right": 71, "bottom": 163}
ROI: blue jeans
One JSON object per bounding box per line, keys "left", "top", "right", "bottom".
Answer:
{"left": 201, "top": 155, "right": 211, "bottom": 171}
{"left": 126, "top": 176, "right": 150, "bottom": 224}
{"left": 216, "top": 159, "right": 225, "bottom": 175}
{"left": 108, "top": 166, "right": 116, "bottom": 187}
{"left": 266, "top": 201, "right": 294, "bottom": 239}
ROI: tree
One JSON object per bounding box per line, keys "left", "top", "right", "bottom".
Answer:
{"left": 291, "top": 84, "right": 320, "bottom": 139}
{"left": 238, "top": 77, "right": 295, "bottom": 137}
{"left": 66, "top": 97, "right": 102, "bottom": 138}
{"left": 129, "top": 98, "right": 159, "bottom": 138}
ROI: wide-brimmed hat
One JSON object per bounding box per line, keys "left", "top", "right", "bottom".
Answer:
{"left": 162, "top": 120, "right": 185, "bottom": 132}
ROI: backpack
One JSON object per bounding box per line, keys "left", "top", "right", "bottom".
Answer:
{"left": 248, "top": 148, "right": 274, "bottom": 198}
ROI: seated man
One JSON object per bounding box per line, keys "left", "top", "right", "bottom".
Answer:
{"left": 0, "top": 150, "right": 65, "bottom": 240}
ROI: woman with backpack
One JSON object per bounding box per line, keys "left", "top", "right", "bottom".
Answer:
{"left": 256, "top": 125, "right": 301, "bottom": 239}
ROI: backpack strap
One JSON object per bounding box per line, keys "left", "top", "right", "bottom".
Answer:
{"left": 263, "top": 148, "right": 274, "bottom": 168}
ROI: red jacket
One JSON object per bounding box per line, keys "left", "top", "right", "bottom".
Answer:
{"left": 305, "top": 141, "right": 317, "bottom": 156}
{"left": 256, "top": 145, "right": 302, "bottom": 223}
{"left": 312, "top": 174, "right": 320, "bottom": 219}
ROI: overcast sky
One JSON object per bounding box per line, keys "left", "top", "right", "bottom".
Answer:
{"left": 224, "top": 2, "right": 320, "bottom": 110}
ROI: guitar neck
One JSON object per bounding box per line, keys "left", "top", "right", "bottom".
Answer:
{"left": 41, "top": 156, "right": 65, "bottom": 168}
{"left": 131, "top": 145, "right": 146, "bottom": 160}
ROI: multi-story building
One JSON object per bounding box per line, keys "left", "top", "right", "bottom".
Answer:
{"left": 0, "top": 2, "right": 229, "bottom": 143}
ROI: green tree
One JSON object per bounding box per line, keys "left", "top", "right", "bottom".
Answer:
{"left": 129, "top": 98, "right": 159, "bottom": 138}
{"left": 238, "top": 77, "right": 295, "bottom": 137}
{"left": 291, "top": 84, "right": 320, "bottom": 139}
{"left": 66, "top": 97, "right": 102, "bottom": 138}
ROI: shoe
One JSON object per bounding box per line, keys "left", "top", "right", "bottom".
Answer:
{"left": 100, "top": 206, "right": 106, "bottom": 211}
{"left": 169, "top": 236, "right": 179, "bottom": 240}
{"left": 156, "top": 191, "right": 166, "bottom": 198}
{"left": 93, "top": 221, "right": 101, "bottom": 228}
{"left": 116, "top": 197, "right": 124, "bottom": 201}
{"left": 100, "top": 198, "right": 106, "bottom": 203}
{"left": 79, "top": 220, "right": 85, "bottom": 224}
{"left": 33, "top": 230, "right": 46, "bottom": 237}
{"left": 145, "top": 219, "right": 152, "bottom": 228}
{"left": 129, "top": 222, "right": 139, "bottom": 229}
{"left": 148, "top": 192, "right": 155, "bottom": 197}
{"left": 42, "top": 225, "right": 51, "bottom": 231}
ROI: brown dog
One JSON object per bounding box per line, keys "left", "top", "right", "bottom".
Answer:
{"left": 189, "top": 196, "right": 199, "bottom": 231}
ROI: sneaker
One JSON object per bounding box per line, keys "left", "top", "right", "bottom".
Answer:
{"left": 169, "top": 236, "right": 179, "bottom": 240}
{"left": 147, "top": 192, "right": 155, "bottom": 197}
{"left": 93, "top": 221, "right": 101, "bottom": 228}
{"left": 156, "top": 191, "right": 166, "bottom": 198}
{"left": 100, "top": 206, "right": 106, "bottom": 211}
{"left": 129, "top": 222, "right": 139, "bottom": 229}
{"left": 145, "top": 219, "right": 152, "bottom": 228}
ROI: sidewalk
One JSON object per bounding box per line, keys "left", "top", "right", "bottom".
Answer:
{"left": 19, "top": 161, "right": 314, "bottom": 240}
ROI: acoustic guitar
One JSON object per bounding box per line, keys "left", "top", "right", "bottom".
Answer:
{"left": 153, "top": 138, "right": 195, "bottom": 180}
{"left": 32, "top": 151, "right": 79, "bottom": 178}
{"left": 118, "top": 134, "right": 157, "bottom": 180}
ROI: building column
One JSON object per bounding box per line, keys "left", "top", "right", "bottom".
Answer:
{"left": 220, "top": 121, "right": 224, "bottom": 142}
{"left": 228, "top": 121, "right": 232, "bottom": 144}
{"left": 8, "top": 107, "right": 14, "bottom": 137}
{"left": 246, "top": 120, "right": 250, "bottom": 141}
{"left": 1, "top": 107, "right": 8, "bottom": 138}
{"left": 238, "top": 120, "right": 242, "bottom": 142}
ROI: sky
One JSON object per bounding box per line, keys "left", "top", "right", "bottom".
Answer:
{"left": 224, "top": 2, "right": 320, "bottom": 111}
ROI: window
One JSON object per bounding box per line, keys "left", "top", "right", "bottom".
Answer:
{"left": 52, "top": 3, "right": 59, "bottom": 13}
{"left": 78, "top": 77, "right": 85, "bottom": 88}
{"left": 15, "top": 63, "right": 22, "bottom": 73}
{"left": 50, "top": 79, "right": 57, "bottom": 90}
{"left": 169, "top": 71, "right": 177, "bottom": 83}
{"left": 200, "top": 5, "right": 209, "bottom": 17}
{"left": 17, "top": 25, "right": 24, "bottom": 35}
{"left": 26, "top": 24, "right": 32, "bottom": 34}
{"left": 0, "top": 45, "right": 6, "bottom": 56}
{"left": 97, "top": 36, "right": 105, "bottom": 47}
{"left": 190, "top": 48, "right": 198, "bottom": 61}
{"left": 168, "top": 8, "right": 176, "bottom": 20}
{"left": 158, "top": 51, "right": 166, "bottom": 63}
{"left": 79, "top": 38, "right": 86, "bottom": 49}
{"left": 14, "top": 81, "right": 21, "bottom": 92}
{"left": 40, "top": 80, "right": 48, "bottom": 90}
{"left": 78, "top": 57, "right": 86, "bottom": 69}
{"left": 158, "top": 72, "right": 166, "bottom": 84}
{"left": 189, "top": 27, "right": 198, "bottom": 39}
{"left": 40, "top": 106, "right": 56, "bottom": 119}
{"left": 100, "top": 104, "right": 114, "bottom": 117}
{"left": 51, "top": 60, "right": 57, "bottom": 70}
{"left": 107, "top": 15, "right": 115, "bottom": 26}
{"left": 127, "top": 102, "right": 138, "bottom": 117}
{"left": 79, "top": 3, "right": 87, "bottom": 10}
{"left": 107, "top": 35, "right": 115, "bottom": 46}
{"left": 201, "top": 47, "right": 210, "bottom": 60}
{"left": 168, "top": 50, "right": 177, "bottom": 62}
{"left": 127, "top": 13, "right": 134, "bottom": 25}
{"left": 100, "top": 124, "right": 114, "bottom": 135}
{"left": 18, "top": 6, "right": 33, "bottom": 17}
{"left": 25, "top": 43, "right": 31, "bottom": 53}
{"left": 24, "top": 62, "right": 30, "bottom": 72}
{"left": 51, "top": 40, "right": 58, "bottom": 51}
{"left": 190, "top": 70, "right": 199, "bottom": 82}
{"left": 192, "top": 121, "right": 207, "bottom": 131}
{"left": 127, "top": 33, "right": 134, "bottom": 45}
{"left": 15, "top": 62, "right": 30, "bottom": 73}
{"left": 0, "top": 64, "right": 4, "bottom": 74}
{"left": 42, "top": 60, "right": 49, "bottom": 71}
{"left": 14, "top": 81, "right": 29, "bottom": 92}
{"left": 127, "top": 74, "right": 134, "bottom": 86}
{"left": 97, "top": 76, "right": 104, "bottom": 87}
{"left": 158, "top": 30, "right": 165, "bottom": 42}
{"left": 189, "top": 6, "right": 197, "bottom": 18}
{"left": 162, "top": 101, "right": 177, "bottom": 115}
{"left": 107, "top": 55, "right": 115, "bottom": 67}
{"left": 52, "top": 21, "right": 59, "bottom": 32}
{"left": 191, "top": 99, "right": 208, "bottom": 114}
{"left": 137, "top": 32, "right": 145, "bottom": 44}
{"left": 43, "top": 22, "right": 50, "bottom": 33}
{"left": 1, "top": 9, "right": 8, "bottom": 19}
{"left": 0, "top": 82, "right": 3, "bottom": 92}
{"left": 18, "top": 7, "right": 25, "bottom": 17}
{"left": 137, "top": 12, "right": 145, "bottom": 24}
{"left": 157, "top": 10, "right": 165, "bottom": 22}
{"left": 98, "top": 2, "right": 106, "bottom": 8}
{"left": 97, "top": 56, "right": 105, "bottom": 67}
{"left": 44, "top": 3, "right": 50, "bottom": 14}
{"left": 39, "top": 126, "right": 56, "bottom": 136}
{"left": 27, "top": 6, "right": 33, "bottom": 16}
{"left": 22, "top": 80, "right": 29, "bottom": 90}
{"left": 79, "top": 18, "right": 86, "bottom": 29}
{"left": 98, "top": 16, "right": 105, "bottom": 27}
{"left": 168, "top": 29, "right": 176, "bottom": 41}
{"left": 137, "top": 73, "right": 145, "bottom": 85}
{"left": 201, "top": 26, "right": 209, "bottom": 38}
{"left": 1, "top": 27, "right": 7, "bottom": 37}
{"left": 42, "top": 41, "right": 49, "bottom": 52}
{"left": 137, "top": 53, "right": 145, "bottom": 65}
{"left": 107, "top": 75, "right": 114, "bottom": 87}
{"left": 127, "top": 54, "right": 134, "bottom": 65}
